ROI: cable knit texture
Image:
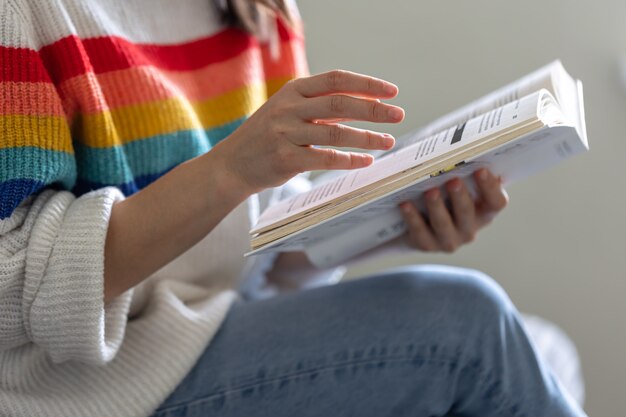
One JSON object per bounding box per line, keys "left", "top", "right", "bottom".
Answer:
{"left": 0, "top": 0, "right": 307, "bottom": 416}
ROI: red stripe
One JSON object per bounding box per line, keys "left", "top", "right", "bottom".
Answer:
{"left": 2, "top": 19, "right": 301, "bottom": 84}
{"left": 0, "top": 47, "right": 52, "bottom": 83}
{"left": 40, "top": 23, "right": 300, "bottom": 84}
{"left": 38, "top": 29, "right": 254, "bottom": 84}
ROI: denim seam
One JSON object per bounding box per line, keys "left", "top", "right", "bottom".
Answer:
{"left": 155, "top": 353, "right": 459, "bottom": 414}
{"left": 455, "top": 357, "right": 526, "bottom": 417}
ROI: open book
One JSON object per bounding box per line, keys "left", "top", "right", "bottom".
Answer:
{"left": 246, "top": 60, "right": 588, "bottom": 267}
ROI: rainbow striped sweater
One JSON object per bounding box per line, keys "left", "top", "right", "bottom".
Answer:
{"left": 0, "top": 1, "right": 308, "bottom": 416}
{"left": 1, "top": 0, "right": 306, "bottom": 219}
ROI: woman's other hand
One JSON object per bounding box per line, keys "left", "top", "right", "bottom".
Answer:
{"left": 399, "top": 168, "right": 508, "bottom": 253}
{"left": 211, "top": 70, "right": 404, "bottom": 194}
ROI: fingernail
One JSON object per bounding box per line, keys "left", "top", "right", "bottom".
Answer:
{"left": 401, "top": 203, "right": 412, "bottom": 214}
{"left": 426, "top": 188, "right": 439, "bottom": 201}
{"left": 384, "top": 82, "right": 398, "bottom": 95}
{"left": 449, "top": 179, "right": 462, "bottom": 193}
{"left": 383, "top": 134, "right": 395, "bottom": 148}
{"left": 478, "top": 169, "right": 489, "bottom": 182}
{"left": 388, "top": 106, "right": 404, "bottom": 122}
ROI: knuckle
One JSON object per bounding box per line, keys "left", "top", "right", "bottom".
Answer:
{"left": 267, "top": 104, "right": 286, "bottom": 120}
{"left": 271, "top": 123, "right": 289, "bottom": 139}
{"left": 365, "top": 130, "right": 376, "bottom": 148}
{"left": 327, "top": 70, "right": 346, "bottom": 90}
{"left": 330, "top": 95, "right": 346, "bottom": 114}
{"left": 328, "top": 124, "right": 344, "bottom": 147}
{"left": 324, "top": 148, "right": 339, "bottom": 168}
{"left": 348, "top": 152, "right": 361, "bottom": 169}
{"left": 369, "top": 102, "right": 380, "bottom": 120}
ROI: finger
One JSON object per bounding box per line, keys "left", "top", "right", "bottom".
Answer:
{"left": 446, "top": 178, "right": 476, "bottom": 242}
{"left": 400, "top": 202, "right": 439, "bottom": 252}
{"left": 299, "top": 95, "right": 405, "bottom": 123}
{"left": 293, "top": 70, "right": 399, "bottom": 99}
{"left": 295, "top": 123, "right": 395, "bottom": 150}
{"left": 474, "top": 168, "right": 509, "bottom": 214}
{"left": 424, "top": 188, "right": 459, "bottom": 253}
{"left": 315, "top": 98, "right": 381, "bottom": 124}
{"left": 300, "top": 146, "right": 374, "bottom": 171}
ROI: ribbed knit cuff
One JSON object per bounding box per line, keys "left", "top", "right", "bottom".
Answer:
{"left": 24, "top": 187, "right": 132, "bottom": 365}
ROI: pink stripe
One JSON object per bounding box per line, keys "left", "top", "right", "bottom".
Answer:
{"left": 0, "top": 82, "right": 65, "bottom": 116}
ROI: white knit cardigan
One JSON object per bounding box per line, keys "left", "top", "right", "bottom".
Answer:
{"left": 0, "top": 184, "right": 251, "bottom": 416}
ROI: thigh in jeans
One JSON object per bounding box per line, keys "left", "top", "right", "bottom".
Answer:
{"left": 151, "top": 265, "right": 585, "bottom": 417}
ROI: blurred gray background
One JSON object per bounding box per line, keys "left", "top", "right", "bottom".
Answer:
{"left": 298, "top": 1, "right": 625, "bottom": 415}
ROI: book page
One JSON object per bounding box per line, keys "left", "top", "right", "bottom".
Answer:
{"left": 252, "top": 90, "right": 545, "bottom": 233}
{"left": 387, "top": 61, "right": 565, "bottom": 153}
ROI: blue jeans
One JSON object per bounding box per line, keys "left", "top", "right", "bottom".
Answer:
{"left": 151, "top": 265, "right": 586, "bottom": 417}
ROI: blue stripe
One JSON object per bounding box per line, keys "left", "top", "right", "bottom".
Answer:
{"left": 74, "top": 117, "right": 245, "bottom": 185}
{"left": 0, "top": 147, "right": 76, "bottom": 219}
{"left": 0, "top": 179, "right": 48, "bottom": 219}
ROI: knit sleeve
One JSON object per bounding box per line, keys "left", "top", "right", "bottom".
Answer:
{"left": 0, "top": 1, "right": 133, "bottom": 365}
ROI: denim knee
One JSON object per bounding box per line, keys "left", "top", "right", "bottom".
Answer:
{"left": 372, "top": 265, "right": 518, "bottom": 335}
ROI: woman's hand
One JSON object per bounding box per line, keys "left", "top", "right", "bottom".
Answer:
{"left": 211, "top": 70, "right": 405, "bottom": 194}
{"left": 399, "top": 168, "right": 508, "bottom": 253}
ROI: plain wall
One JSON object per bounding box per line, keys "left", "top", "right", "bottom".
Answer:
{"left": 298, "top": 1, "right": 626, "bottom": 415}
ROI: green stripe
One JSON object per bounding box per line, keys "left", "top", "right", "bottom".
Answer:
{"left": 74, "top": 118, "right": 245, "bottom": 184}
{"left": 0, "top": 147, "right": 76, "bottom": 189}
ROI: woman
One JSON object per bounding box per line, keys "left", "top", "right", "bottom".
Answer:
{"left": 0, "top": 0, "right": 586, "bottom": 416}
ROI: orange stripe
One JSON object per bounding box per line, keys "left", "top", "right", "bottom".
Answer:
{"left": 58, "top": 39, "right": 307, "bottom": 115}
{"left": 0, "top": 82, "right": 66, "bottom": 116}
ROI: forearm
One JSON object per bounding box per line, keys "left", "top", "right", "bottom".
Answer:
{"left": 103, "top": 150, "right": 252, "bottom": 302}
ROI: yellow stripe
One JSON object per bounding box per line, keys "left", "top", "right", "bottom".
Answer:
{"left": 79, "top": 82, "right": 269, "bottom": 148}
{"left": 0, "top": 78, "right": 296, "bottom": 151}
{"left": 0, "top": 114, "right": 73, "bottom": 152}
{"left": 266, "top": 77, "right": 293, "bottom": 98}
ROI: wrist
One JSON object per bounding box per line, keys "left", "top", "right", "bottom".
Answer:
{"left": 198, "top": 147, "right": 257, "bottom": 209}
{"left": 204, "top": 140, "right": 263, "bottom": 198}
